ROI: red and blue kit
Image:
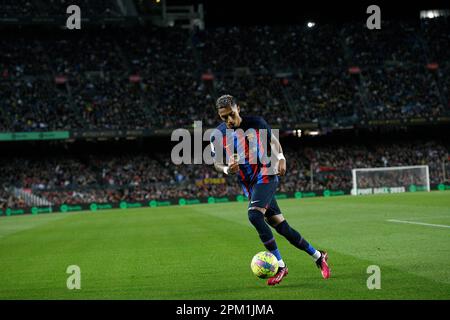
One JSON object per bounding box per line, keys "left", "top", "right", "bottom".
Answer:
{"left": 210, "top": 116, "right": 279, "bottom": 202}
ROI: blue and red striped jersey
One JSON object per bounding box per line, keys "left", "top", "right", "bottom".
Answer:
{"left": 210, "top": 116, "right": 278, "bottom": 196}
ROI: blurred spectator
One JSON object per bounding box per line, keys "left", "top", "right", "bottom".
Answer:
{"left": 1, "top": 19, "right": 450, "bottom": 131}
{"left": 0, "top": 140, "right": 448, "bottom": 208}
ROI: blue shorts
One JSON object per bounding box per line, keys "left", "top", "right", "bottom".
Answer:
{"left": 247, "top": 180, "right": 281, "bottom": 217}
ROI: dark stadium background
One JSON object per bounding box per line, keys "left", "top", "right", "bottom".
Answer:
{"left": 201, "top": 0, "right": 448, "bottom": 25}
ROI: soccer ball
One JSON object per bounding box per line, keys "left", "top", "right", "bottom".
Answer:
{"left": 250, "top": 251, "right": 279, "bottom": 278}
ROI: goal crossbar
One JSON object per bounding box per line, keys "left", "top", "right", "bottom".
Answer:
{"left": 352, "top": 165, "right": 429, "bottom": 172}
{"left": 352, "top": 165, "right": 430, "bottom": 195}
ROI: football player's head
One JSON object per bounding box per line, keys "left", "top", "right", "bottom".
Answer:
{"left": 216, "top": 94, "right": 242, "bottom": 129}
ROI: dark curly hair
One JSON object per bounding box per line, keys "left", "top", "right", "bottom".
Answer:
{"left": 216, "top": 94, "right": 236, "bottom": 109}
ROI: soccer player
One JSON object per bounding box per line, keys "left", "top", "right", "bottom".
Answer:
{"left": 210, "top": 95, "right": 330, "bottom": 286}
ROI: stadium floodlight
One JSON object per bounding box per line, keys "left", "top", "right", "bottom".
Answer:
{"left": 420, "top": 9, "right": 450, "bottom": 19}
{"left": 306, "top": 130, "right": 319, "bottom": 136}
{"left": 351, "top": 165, "right": 430, "bottom": 196}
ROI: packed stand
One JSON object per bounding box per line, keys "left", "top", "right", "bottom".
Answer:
{"left": 213, "top": 74, "right": 293, "bottom": 126}
{"left": 0, "top": 186, "right": 26, "bottom": 211}
{"left": 0, "top": 78, "right": 81, "bottom": 131}
{"left": 0, "top": 141, "right": 448, "bottom": 209}
{"left": 285, "top": 70, "right": 362, "bottom": 123}
{"left": 421, "top": 17, "right": 450, "bottom": 64}
{"left": 342, "top": 21, "right": 426, "bottom": 66}
{"left": 268, "top": 24, "right": 346, "bottom": 71}
{"left": 120, "top": 27, "right": 202, "bottom": 129}
{"left": 1, "top": 19, "right": 450, "bottom": 131}
{"left": 194, "top": 26, "right": 276, "bottom": 75}
{"left": 361, "top": 65, "right": 445, "bottom": 120}
{"left": 0, "top": 0, "right": 34, "bottom": 17}
{"left": 70, "top": 73, "right": 152, "bottom": 130}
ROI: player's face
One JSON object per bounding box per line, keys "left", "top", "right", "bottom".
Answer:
{"left": 218, "top": 105, "right": 241, "bottom": 129}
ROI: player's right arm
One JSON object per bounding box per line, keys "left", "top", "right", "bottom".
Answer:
{"left": 214, "top": 159, "right": 239, "bottom": 175}
{"left": 210, "top": 132, "right": 238, "bottom": 175}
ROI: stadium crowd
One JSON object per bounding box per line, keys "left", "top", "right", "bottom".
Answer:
{"left": 1, "top": 141, "right": 448, "bottom": 209}
{"left": 1, "top": 17, "right": 449, "bottom": 131}
{"left": 362, "top": 65, "right": 445, "bottom": 120}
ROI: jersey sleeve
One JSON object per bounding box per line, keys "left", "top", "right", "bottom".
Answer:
{"left": 209, "top": 128, "right": 226, "bottom": 164}
{"left": 210, "top": 135, "right": 217, "bottom": 159}
{"left": 257, "top": 117, "right": 272, "bottom": 141}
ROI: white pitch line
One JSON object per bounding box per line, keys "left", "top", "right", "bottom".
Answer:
{"left": 387, "top": 219, "right": 450, "bottom": 229}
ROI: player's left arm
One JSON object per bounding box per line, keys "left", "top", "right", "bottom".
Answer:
{"left": 270, "top": 134, "right": 286, "bottom": 176}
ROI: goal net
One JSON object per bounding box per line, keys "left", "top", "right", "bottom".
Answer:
{"left": 351, "top": 165, "right": 430, "bottom": 195}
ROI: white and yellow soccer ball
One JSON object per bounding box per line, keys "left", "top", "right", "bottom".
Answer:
{"left": 250, "top": 251, "right": 279, "bottom": 278}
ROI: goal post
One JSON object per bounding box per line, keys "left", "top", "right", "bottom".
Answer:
{"left": 351, "top": 165, "right": 430, "bottom": 195}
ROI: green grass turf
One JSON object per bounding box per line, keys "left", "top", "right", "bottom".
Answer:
{"left": 0, "top": 192, "right": 449, "bottom": 300}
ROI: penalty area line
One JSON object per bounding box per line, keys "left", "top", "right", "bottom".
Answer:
{"left": 387, "top": 219, "right": 450, "bottom": 229}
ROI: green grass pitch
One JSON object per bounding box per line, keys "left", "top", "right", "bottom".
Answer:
{"left": 0, "top": 192, "right": 449, "bottom": 300}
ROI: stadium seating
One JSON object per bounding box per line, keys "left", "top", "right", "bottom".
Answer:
{"left": 1, "top": 141, "right": 448, "bottom": 208}
{"left": 0, "top": 16, "right": 449, "bottom": 131}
